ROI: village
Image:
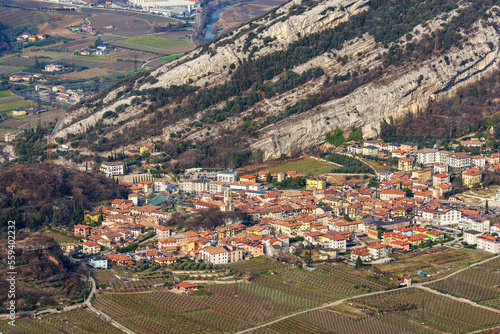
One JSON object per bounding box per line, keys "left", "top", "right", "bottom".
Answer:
{"left": 54, "top": 137, "right": 500, "bottom": 286}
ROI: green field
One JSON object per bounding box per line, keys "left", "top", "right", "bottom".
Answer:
{"left": 158, "top": 54, "right": 184, "bottom": 62}
{"left": 120, "top": 36, "right": 190, "bottom": 48}
{"left": 267, "top": 158, "right": 334, "bottom": 176}
{"left": 0, "top": 99, "right": 32, "bottom": 113}
{"left": 0, "top": 90, "right": 13, "bottom": 98}
{"left": 45, "top": 230, "right": 80, "bottom": 244}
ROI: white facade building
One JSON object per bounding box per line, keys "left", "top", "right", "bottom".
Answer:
{"left": 100, "top": 162, "right": 124, "bottom": 177}
{"left": 476, "top": 235, "right": 500, "bottom": 254}
{"left": 216, "top": 170, "right": 238, "bottom": 183}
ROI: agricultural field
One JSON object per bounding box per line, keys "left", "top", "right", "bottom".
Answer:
{"left": 0, "top": 65, "right": 20, "bottom": 74}
{"left": 0, "top": 6, "right": 51, "bottom": 27}
{"left": 345, "top": 288, "right": 500, "bottom": 334}
{"left": 427, "top": 257, "right": 500, "bottom": 305}
{"left": 89, "top": 14, "right": 152, "bottom": 37}
{"left": 373, "top": 246, "right": 492, "bottom": 282}
{"left": 0, "top": 90, "right": 14, "bottom": 98}
{"left": 44, "top": 229, "right": 80, "bottom": 244}
{"left": 226, "top": 258, "right": 392, "bottom": 299}
{"left": 0, "top": 99, "right": 33, "bottom": 113}
{"left": 92, "top": 270, "right": 168, "bottom": 291}
{"left": 0, "top": 308, "right": 124, "bottom": 334}
{"left": 113, "top": 36, "right": 195, "bottom": 54}
{"left": 273, "top": 266, "right": 388, "bottom": 298}
{"left": 236, "top": 157, "right": 335, "bottom": 176}
{"left": 93, "top": 285, "right": 303, "bottom": 333}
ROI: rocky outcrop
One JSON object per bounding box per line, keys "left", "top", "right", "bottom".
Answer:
{"left": 141, "top": 0, "right": 369, "bottom": 90}
{"left": 251, "top": 21, "right": 500, "bottom": 160}
{"left": 55, "top": 0, "right": 500, "bottom": 165}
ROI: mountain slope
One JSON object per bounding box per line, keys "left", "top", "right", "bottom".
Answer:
{"left": 54, "top": 0, "right": 500, "bottom": 165}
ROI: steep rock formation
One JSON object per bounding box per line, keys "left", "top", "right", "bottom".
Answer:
{"left": 251, "top": 21, "right": 500, "bottom": 160}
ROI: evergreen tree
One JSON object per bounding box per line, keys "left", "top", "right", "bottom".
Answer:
{"left": 266, "top": 172, "right": 272, "bottom": 183}
{"left": 355, "top": 256, "right": 363, "bottom": 269}
{"left": 485, "top": 200, "right": 489, "bottom": 213}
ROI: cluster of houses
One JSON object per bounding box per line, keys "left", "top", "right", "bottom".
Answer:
{"left": 69, "top": 160, "right": 500, "bottom": 274}
{"left": 72, "top": 24, "right": 98, "bottom": 35}
{"left": 348, "top": 139, "right": 500, "bottom": 190}
{"left": 9, "top": 73, "right": 44, "bottom": 82}
{"left": 37, "top": 85, "right": 85, "bottom": 104}
{"left": 44, "top": 64, "right": 65, "bottom": 72}
{"left": 16, "top": 33, "right": 47, "bottom": 43}
{"left": 80, "top": 45, "right": 109, "bottom": 56}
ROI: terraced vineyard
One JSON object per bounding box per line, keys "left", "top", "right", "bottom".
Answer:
{"left": 223, "top": 257, "right": 287, "bottom": 273}
{"left": 351, "top": 288, "right": 500, "bottom": 333}
{"left": 0, "top": 308, "right": 123, "bottom": 334}
{"left": 276, "top": 266, "right": 387, "bottom": 298}
{"left": 241, "top": 275, "right": 331, "bottom": 307}
{"left": 427, "top": 258, "right": 500, "bottom": 304}
{"left": 92, "top": 283, "right": 308, "bottom": 333}
{"left": 92, "top": 270, "right": 168, "bottom": 291}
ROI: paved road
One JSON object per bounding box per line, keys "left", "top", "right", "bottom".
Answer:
{"left": 85, "top": 276, "right": 135, "bottom": 334}
{"left": 236, "top": 254, "right": 500, "bottom": 334}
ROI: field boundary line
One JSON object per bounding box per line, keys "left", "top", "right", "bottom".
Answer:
{"left": 236, "top": 254, "right": 500, "bottom": 334}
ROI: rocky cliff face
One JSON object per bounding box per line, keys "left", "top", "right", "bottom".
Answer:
{"left": 252, "top": 21, "right": 500, "bottom": 160}
{"left": 55, "top": 0, "right": 500, "bottom": 163}
{"left": 142, "top": 0, "right": 369, "bottom": 89}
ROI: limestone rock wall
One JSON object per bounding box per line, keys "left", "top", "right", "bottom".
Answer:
{"left": 251, "top": 22, "right": 500, "bottom": 160}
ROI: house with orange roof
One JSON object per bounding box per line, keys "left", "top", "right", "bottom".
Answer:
{"left": 106, "top": 254, "right": 134, "bottom": 266}
{"left": 425, "top": 230, "right": 445, "bottom": 242}
{"left": 176, "top": 281, "right": 199, "bottom": 293}
{"left": 366, "top": 243, "right": 391, "bottom": 259}
{"left": 391, "top": 239, "right": 410, "bottom": 251}
{"left": 154, "top": 256, "right": 177, "bottom": 265}
{"left": 407, "top": 233, "right": 427, "bottom": 246}
{"left": 321, "top": 233, "right": 347, "bottom": 249}
{"left": 380, "top": 189, "right": 406, "bottom": 201}
{"left": 242, "top": 241, "right": 264, "bottom": 257}
{"left": 156, "top": 226, "right": 171, "bottom": 239}
{"left": 158, "top": 238, "right": 177, "bottom": 250}
{"left": 74, "top": 224, "right": 91, "bottom": 237}
{"left": 477, "top": 234, "right": 500, "bottom": 253}
{"left": 350, "top": 248, "right": 372, "bottom": 262}
{"left": 398, "top": 158, "right": 414, "bottom": 171}
{"left": 82, "top": 241, "right": 101, "bottom": 254}
{"left": 239, "top": 175, "right": 257, "bottom": 182}
{"left": 462, "top": 168, "right": 482, "bottom": 188}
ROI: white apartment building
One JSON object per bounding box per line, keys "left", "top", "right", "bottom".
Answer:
{"left": 417, "top": 149, "right": 471, "bottom": 168}
{"left": 199, "top": 246, "right": 242, "bottom": 264}
{"left": 100, "top": 162, "right": 124, "bottom": 177}
{"left": 476, "top": 234, "right": 500, "bottom": 254}
{"left": 415, "top": 206, "right": 461, "bottom": 225}
{"left": 153, "top": 178, "right": 175, "bottom": 192}
{"left": 464, "top": 230, "right": 482, "bottom": 245}
{"left": 322, "top": 233, "right": 347, "bottom": 250}
{"left": 366, "top": 243, "right": 391, "bottom": 259}
{"left": 471, "top": 156, "right": 486, "bottom": 168}
{"left": 216, "top": 170, "right": 238, "bottom": 183}
{"left": 179, "top": 179, "right": 209, "bottom": 193}
{"left": 458, "top": 216, "right": 490, "bottom": 233}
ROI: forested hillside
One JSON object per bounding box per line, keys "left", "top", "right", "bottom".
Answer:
{"left": 381, "top": 68, "right": 500, "bottom": 147}
{"left": 0, "top": 163, "right": 125, "bottom": 235}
